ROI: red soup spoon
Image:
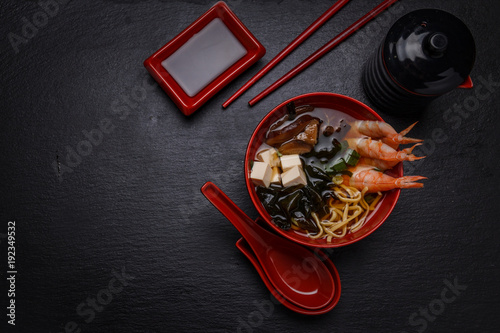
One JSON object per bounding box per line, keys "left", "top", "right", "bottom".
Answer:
{"left": 201, "top": 182, "right": 335, "bottom": 310}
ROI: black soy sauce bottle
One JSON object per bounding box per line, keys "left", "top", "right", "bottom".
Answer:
{"left": 362, "top": 9, "right": 476, "bottom": 116}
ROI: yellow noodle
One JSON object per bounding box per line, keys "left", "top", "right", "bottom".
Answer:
{"left": 335, "top": 191, "right": 360, "bottom": 203}
{"left": 369, "top": 191, "right": 383, "bottom": 210}
{"left": 347, "top": 187, "right": 369, "bottom": 232}
{"left": 328, "top": 225, "right": 348, "bottom": 238}
{"left": 327, "top": 209, "right": 338, "bottom": 222}
{"left": 307, "top": 212, "right": 325, "bottom": 239}
{"left": 327, "top": 207, "right": 362, "bottom": 233}
{"left": 311, "top": 185, "right": 382, "bottom": 242}
{"left": 330, "top": 207, "right": 344, "bottom": 219}
{"left": 306, "top": 185, "right": 382, "bottom": 242}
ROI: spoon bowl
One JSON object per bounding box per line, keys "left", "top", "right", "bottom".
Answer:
{"left": 201, "top": 181, "right": 336, "bottom": 310}
{"left": 235, "top": 235, "right": 341, "bottom": 315}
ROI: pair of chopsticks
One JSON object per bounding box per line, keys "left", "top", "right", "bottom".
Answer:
{"left": 223, "top": 0, "right": 400, "bottom": 108}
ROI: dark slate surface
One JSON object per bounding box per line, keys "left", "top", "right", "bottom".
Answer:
{"left": 1, "top": 0, "right": 500, "bottom": 332}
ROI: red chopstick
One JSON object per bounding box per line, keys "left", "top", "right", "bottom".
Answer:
{"left": 222, "top": 0, "right": 351, "bottom": 108}
{"left": 249, "top": 0, "right": 400, "bottom": 106}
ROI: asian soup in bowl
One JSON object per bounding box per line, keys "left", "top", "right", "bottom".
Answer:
{"left": 245, "top": 93, "right": 424, "bottom": 248}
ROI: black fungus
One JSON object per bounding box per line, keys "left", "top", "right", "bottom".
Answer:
{"left": 256, "top": 183, "right": 328, "bottom": 233}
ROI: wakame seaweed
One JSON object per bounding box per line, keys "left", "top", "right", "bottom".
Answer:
{"left": 256, "top": 183, "right": 329, "bottom": 233}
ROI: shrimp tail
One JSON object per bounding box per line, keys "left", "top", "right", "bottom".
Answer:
{"left": 396, "top": 143, "right": 426, "bottom": 161}
{"left": 400, "top": 122, "right": 418, "bottom": 137}
{"left": 402, "top": 143, "right": 422, "bottom": 154}
{"left": 382, "top": 122, "right": 423, "bottom": 148}
{"left": 397, "top": 122, "right": 423, "bottom": 144}
{"left": 399, "top": 152, "right": 426, "bottom": 162}
{"left": 395, "top": 176, "right": 427, "bottom": 189}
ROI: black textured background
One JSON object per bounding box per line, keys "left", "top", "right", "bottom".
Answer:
{"left": 1, "top": 0, "right": 500, "bottom": 332}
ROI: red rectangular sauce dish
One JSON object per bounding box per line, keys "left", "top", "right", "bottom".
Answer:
{"left": 144, "top": 1, "right": 266, "bottom": 116}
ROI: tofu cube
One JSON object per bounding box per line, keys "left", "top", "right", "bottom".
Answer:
{"left": 250, "top": 161, "right": 272, "bottom": 187}
{"left": 281, "top": 165, "right": 307, "bottom": 188}
{"left": 280, "top": 154, "right": 302, "bottom": 171}
{"left": 270, "top": 166, "right": 281, "bottom": 184}
{"left": 257, "top": 149, "right": 280, "bottom": 167}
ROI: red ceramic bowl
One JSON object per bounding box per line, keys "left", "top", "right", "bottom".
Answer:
{"left": 245, "top": 92, "right": 403, "bottom": 248}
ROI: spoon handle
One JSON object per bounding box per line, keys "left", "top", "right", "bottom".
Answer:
{"left": 201, "top": 182, "right": 267, "bottom": 248}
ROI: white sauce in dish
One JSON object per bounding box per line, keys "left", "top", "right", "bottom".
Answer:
{"left": 161, "top": 18, "right": 247, "bottom": 97}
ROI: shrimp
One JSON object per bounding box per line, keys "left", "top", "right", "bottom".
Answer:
{"left": 352, "top": 121, "right": 422, "bottom": 149}
{"left": 358, "top": 157, "right": 398, "bottom": 171}
{"left": 358, "top": 144, "right": 423, "bottom": 171}
{"left": 342, "top": 165, "right": 426, "bottom": 193}
{"left": 347, "top": 138, "right": 425, "bottom": 162}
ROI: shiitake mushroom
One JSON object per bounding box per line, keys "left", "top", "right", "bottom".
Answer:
{"left": 274, "top": 119, "right": 321, "bottom": 155}
{"left": 295, "top": 119, "right": 320, "bottom": 146}
{"left": 285, "top": 102, "right": 315, "bottom": 121}
{"left": 266, "top": 115, "right": 319, "bottom": 147}
{"left": 278, "top": 140, "right": 313, "bottom": 155}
